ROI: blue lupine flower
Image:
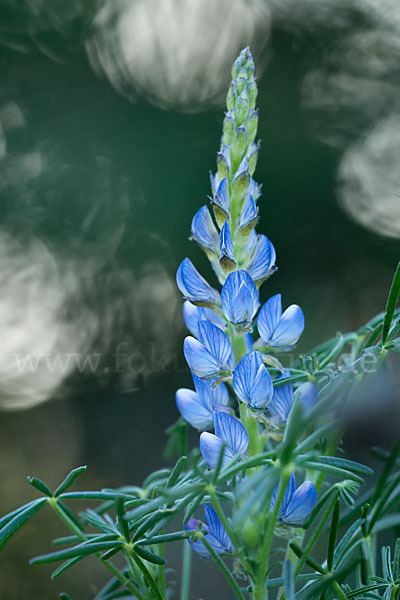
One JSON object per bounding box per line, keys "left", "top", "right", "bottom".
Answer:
{"left": 269, "top": 372, "right": 318, "bottom": 424}
{"left": 182, "top": 301, "right": 226, "bottom": 337}
{"left": 238, "top": 193, "right": 259, "bottom": 234}
{"left": 257, "top": 293, "right": 304, "bottom": 350}
{"left": 176, "top": 373, "right": 230, "bottom": 430}
{"left": 185, "top": 504, "right": 233, "bottom": 557}
{"left": 248, "top": 177, "right": 261, "bottom": 201}
{"left": 184, "top": 321, "right": 234, "bottom": 380}
{"left": 200, "top": 411, "right": 248, "bottom": 469}
{"left": 219, "top": 220, "right": 236, "bottom": 272}
{"left": 270, "top": 473, "right": 317, "bottom": 527}
{"left": 221, "top": 270, "right": 259, "bottom": 331}
{"left": 191, "top": 206, "right": 219, "bottom": 256}
{"left": 247, "top": 234, "right": 276, "bottom": 287}
{"left": 213, "top": 177, "right": 230, "bottom": 218}
{"left": 176, "top": 258, "right": 220, "bottom": 307}
{"left": 232, "top": 158, "right": 250, "bottom": 196}
{"left": 233, "top": 351, "right": 273, "bottom": 409}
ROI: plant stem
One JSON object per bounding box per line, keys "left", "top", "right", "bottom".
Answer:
{"left": 180, "top": 541, "right": 192, "bottom": 600}
{"left": 201, "top": 537, "right": 246, "bottom": 600}
{"left": 253, "top": 469, "right": 291, "bottom": 600}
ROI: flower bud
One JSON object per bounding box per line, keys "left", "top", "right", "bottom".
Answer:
{"left": 247, "top": 81, "right": 257, "bottom": 109}
{"left": 246, "top": 110, "right": 258, "bottom": 144}
{"left": 222, "top": 111, "right": 235, "bottom": 146}
{"left": 226, "top": 83, "right": 235, "bottom": 111}
{"left": 230, "top": 125, "right": 248, "bottom": 170}
{"left": 247, "top": 142, "right": 259, "bottom": 175}
{"left": 235, "top": 93, "right": 250, "bottom": 126}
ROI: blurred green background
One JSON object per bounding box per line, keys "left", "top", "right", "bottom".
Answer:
{"left": 0, "top": 0, "right": 400, "bottom": 598}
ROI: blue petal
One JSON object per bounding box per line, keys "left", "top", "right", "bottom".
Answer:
{"left": 185, "top": 519, "right": 210, "bottom": 557}
{"left": 176, "top": 258, "right": 220, "bottom": 306}
{"left": 183, "top": 336, "right": 220, "bottom": 378}
{"left": 221, "top": 270, "right": 259, "bottom": 330}
{"left": 198, "top": 321, "right": 234, "bottom": 372}
{"left": 244, "top": 333, "right": 254, "bottom": 353}
{"left": 191, "top": 206, "right": 218, "bottom": 253}
{"left": 239, "top": 193, "right": 258, "bottom": 231}
{"left": 247, "top": 235, "right": 276, "bottom": 285}
{"left": 269, "top": 371, "right": 293, "bottom": 423}
{"left": 200, "top": 432, "right": 235, "bottom": 469}
{"left": 214, "top": 412, "right": 248, "bottom": 458}
{"left": 233, "top": 351, "right": 273, "bottom": 408}
{"left": 283, "top": 481, "right": 317, "bottom": 526}
{"left": 257, "top": 294, "right": 282, "bottom": 343}
{"left": 271, "top": 305, "right": 304, "bottom": 348}
{"left": 210, "top": 171, "right": 219, "bottom": 195}
{"left": 204, "top": 504, "right": 233, "bottom": 553}
{"left": 297, "top": 382, "right": 318, "bottom": 415}
{"left": 175, "top": 388, "right": 213, "bottom": 430}
{"left": 192, "top": 374, "right": 229, "bottom": 413}
{"left": 270, "top": 473, "right": 296, "bottom": 519}
{"left": 215, "top": 177, "right": 230, "bottom": 215}
{"left": 219, "top": 220, "right": 235, "bottom": 263}
{"left": 182, "top": 301, "right": 226, "bottom": 337}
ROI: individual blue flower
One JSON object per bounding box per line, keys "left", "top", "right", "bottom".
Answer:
{"left": 238, "top": 193, "right": 259, "bottom": 234}
{"left": 200, "top": 412, "right": 248, "bottom": 469}
{"left": 176, "top": 258, "right": 220, "bottom": 307}
{"left": 247, "top": 234, "right": 277, "bottom": 287}
{"left": 233, "top": 351, "right": 273, "bottom": 409}
{"left": 185, "top": 504, "right": 233, "bottom": 557}
{"left": 269, "top": 373, "right": 318, "bottom": 424}
{"left": 213, "top": 177, "right": 230, "bottom": 218}
{"left": 219, "top": 220, "right": 236, "bottom": 272}
{"left": 182, "top": 301, "right": 226, "bottom": 337}
{"left": 176, "top": 373, "right": 230, "bottom": 430}
{"left": 183, "top": 321, "right": 234, "bottom": 380}
{"left": 191, "top": 206, "right": 219, "bottom": 257}
{"left": 257, "top": 293, "right": 304, "bottom": 350}
{"left": 270, "top": 473, "right": 317, "bottom": 527}
{"left": 221, "top": 270, "right": 259, "bottom": 331}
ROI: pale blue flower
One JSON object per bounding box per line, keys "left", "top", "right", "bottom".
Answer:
{"left": 233, "top": 351, "right": 273, "bottom": 409}
{"left": 176, "top": 258, "right": 220, "bottom": 307}
{"left": 200, "top": 412, "right": 248, "bottom": 469}
{"left": 247, "top": 234, "right": 276, "bottom": 287}
{"left": 182, "top": 301, "right": 226, "bottom": 337}
{"left": 269, "top": 373, "right": 318, "bottom": 423}
{"left": 185, "top": 504, "right": 233, "bottom": 557}
{"left": 257, "top": 293, "right": 304, "bottom": 350}
{"left": 219, "top": 220, "right": 236, "bottom": 270}
{"left": 270, "top": 473, "right": 317, "bottom": 527}
{"left": 238, "top": 193, "right": 259, "bottom": 233}
{"left": 221, "top": 270, "right": 259, "bottom": 331}
{"left": 184, "top": 321, "right": 234, "bottom": 380}
{"left": 191, "top": 206, "right": 219, "bottom": 256}
{"left": 176, "top": 373, "right": 230, "bottom": 430}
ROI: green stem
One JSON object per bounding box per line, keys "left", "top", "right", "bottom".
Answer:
{"left": 253, "top": 468, "right": 291, "bottom": 600}
{"left": 180, "top": 541, "right": 192, "bottom": 600}
{"left": 201, "top": 536, "right": 246, "bottom": 600}
{"left": 128, "top": 548, "right": 163, "bottom": 600}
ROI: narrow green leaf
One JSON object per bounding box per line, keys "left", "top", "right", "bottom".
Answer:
{"left": 54, "top": 466, "right": 87, "bottom": 497}
{"left": 30, "top": 541, "right": 123, "bottom": 564}
{"left": 137, "top": 530, "right": 191, "bottom": 545}
{"left": 393, "top": 538, "right": 400, "bottom": 579}
{"left": 327, "top": 500, "right": 340, "bottom": 572}
{"left": 0, "top": 498, "right": 47, "bottom": 548}
{"left": 289, "top": 542, "right": 325, "bottom": 574}
{"left": 333, "top": 519, "right": 363, "bottom": 570}
{"left": 51, "top": 556, "right": 84, "bottom": 579}
{"left": 382, "top": 261, "right": 400, "bottom": 346}
{"left": 143, "top": 469, "right": 171, "bottom": 489}
{"left": 280, "top": 396, "right": 306, "bottom": 465}
{"left": 0, "top": 499, "right": 42, "bottom": 529}
{"left": 134, "top": 546, "right": 165, "bottom": 565}
{"left": 315, "top": 456, "right": 373, "bottom": 477}
{"left": 265, "top": 573, "right": 321, "bottom": 589}
{"left": 166, "top": 456, "right": 187, "bottom": 488}
{"left": 183, "top": 493, "right": 205, "bottom": 524}
{"left": 60, "top": 491, "right": 133, "bottom": 501}
{"left": 116, "top": 499, "right": 130, "bottom": 541}
{"left": 100, "top": 547, "right": 121, "bottom": 561}
{"left": 303, "top": 462, "right": 364, "bottom": 484}
{"left": 27, "top": 476, "right": 52, "bottom": 496}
